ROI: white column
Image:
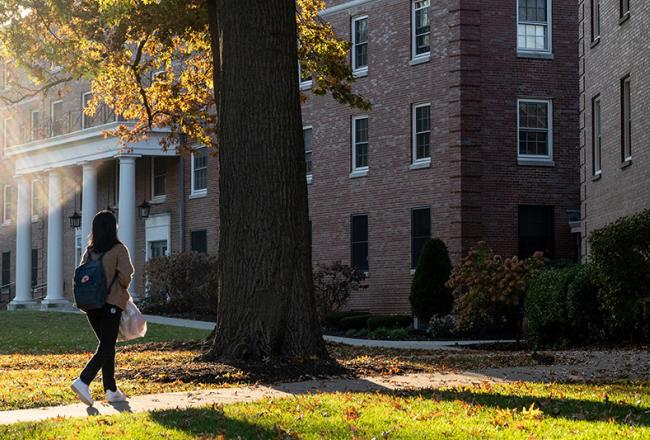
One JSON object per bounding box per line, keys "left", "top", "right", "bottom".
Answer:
{"left": 42, "top": 170, "right": 68, "bottom": 306}
{"left": 80, "top": 162, "right": 97, "bottom": 248}
{"left": 117, "top": 155, "right": 137, "bottom": 298}
{"left": 9, "top": 175, "right": 35, "bottom": 307}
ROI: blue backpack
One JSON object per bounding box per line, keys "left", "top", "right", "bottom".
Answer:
{"left": 73, "top": 250, "right": 118, "bottom": 311}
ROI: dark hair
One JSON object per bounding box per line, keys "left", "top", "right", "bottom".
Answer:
{"left": 88, "top": 210, "right": 121, "bottom": 253}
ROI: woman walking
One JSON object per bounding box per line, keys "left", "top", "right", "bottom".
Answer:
{"left": 71, "top": 210, "right": 134, "bottom": 406}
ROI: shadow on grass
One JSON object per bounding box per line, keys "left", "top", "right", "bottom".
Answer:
{"left": 148, "top": 407, "right": 304, "bottom": 439}
{"left": 428, "top": 388, "right": 650, "bottom": 426}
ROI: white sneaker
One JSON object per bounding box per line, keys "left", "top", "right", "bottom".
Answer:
{"left": 71, "top": 378, "right": 94, "bottom": 406}
{"left": 106, "top": 388, "right": 128, "bottom": 403}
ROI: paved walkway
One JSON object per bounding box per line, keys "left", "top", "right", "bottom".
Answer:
{"left": 143, "top": 315, "right": 517, "bottom": 350}
{"left": 0, "top": 372, "right": 502, "bottom": 425}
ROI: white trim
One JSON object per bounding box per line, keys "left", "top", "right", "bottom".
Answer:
{"left": 190, "top": 147, "right": 208, "bottom": 197}
{"left": 3, "top": 117, "right": 12, "bottom": 153}
{"left": 2, "top": 185, "right": 12, "bottom": 225}
{"left": 411, "top": 0, "right": 431, "bottom": 60}
{"left": 351, "top": 15, "right": 369, "bottom": 74}
{"left": 592, "top": 95, "right": 602, "bottom": 176}
{"left": 516, "top": 0, "right": 553, "bottom": 55}
{"left": 30, "top": 178, "right": 40, "bottom": 222}
{"left": 320, "top": 0, "right": 378, "bottom": 16}
{"left": 409, "top": 54, "right": 430, "bottom": 66}
{"left": 409, "top": 159, "right": 431, "bottom": 170}
{"left": 517, "top": 98, "right": 553, "bottom": 162}
{"left": 622, "top": 76, "right": 632, "bottom": 162}
{"left": 50, "top": 99, "right": 64, "bottom": 137}
{"left": 351, "top": 115, "right": 369, "bottom": 174}
{"left": 412, "top": 102, "right": 431, "bottom": 164}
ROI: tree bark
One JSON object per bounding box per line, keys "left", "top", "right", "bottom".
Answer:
{"left": 205, "top": 0, "right": 327, "bottom": 361}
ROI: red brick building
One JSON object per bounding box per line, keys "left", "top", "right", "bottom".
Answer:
{"left": 0, "top": 0, "right": 580, "bottom": 315}
{"left": 579, "top": 0, "right": 650, "bottom": 254}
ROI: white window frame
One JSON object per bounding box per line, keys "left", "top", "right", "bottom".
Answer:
{"left": 412, "top": 103, "right": 432, "bottom": 166}
{"left": 3, "top": 118, "right": 12, "bottom": 153}
{"left": 145, "top": 213, "right": 171, "bottom": 262}
{"left": 31, "top": 110, "right": 40, "bottom": 141}
{"left": 351, "top": 15, "right": 369, "bottom": 76}
{"left": 517, "top": 98, "right": 553, "bottom": 164}
{"left": 190, "top": 147, "right": 208, "bottom": 198}
{"left": 621, "top": 76, "right": 632, "bottom": 162}
{"left": 3, "top": 185, "right": 12, "bottom": 225}
{"left": 592, "top": 95, "right": 602, "bottom": 176}
{"left": 2, "top": 62, "right": 11, "bottom": 91}
{"left": 411, "top": 0, "right": 431, "bottom": 61}
{"left": 50, "top": 99, "right": 64, "bottom": 137}
{"left": 591, "top": 0, "right": 601, "bottom": 42}
{"left": 351, "top": 115, "right": 369, "bottom": 177}
{"left": 303, "top": 125, "right": 313, "bottom": 184}
{"left": 75, "top": 228, "right": 82, "bottom": 267}
{"left": 151, "top": 156, "right": 167, "bottom": 202}
{"left": 298, "top": 62, "right": 313, "bottom": 90}
{"left": 516, "top": 0, "right": 552, "bottom": 55}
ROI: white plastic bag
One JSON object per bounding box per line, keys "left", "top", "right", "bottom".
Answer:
{"left": 118, "top": 299, "right": 147, "bottom": 342}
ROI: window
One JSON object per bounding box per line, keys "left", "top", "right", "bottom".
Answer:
{"left": 591, "top": 0, "right": 600, "bottom": 42}
{"left": 517, "top": 0, "right": 551, "bottom": 53}
{"left": 352, "top": 116, "right": 369, "bottom": 173}
{"left": 413, "top": 103, "right": 431, "bottom": 162}
{"left": 351, "top": 214, "right": 368, "bottom": 272}
{"left": 51, "top": 100, "right": 64, "bottom": 136}
{"left": 31, "top": 110, "right": 40, "bottom": 141}
{"left": 2, "top": 61, "right": 12, "bottom": 90}
{"left": 298, "top": 62, "right": 312, "bottom": 88}
{"left": 31, "top": 248, "right": 38, "bottom": 288}
{"left": 621, "top": 0, "right": 630, "bottom": 18}
{"left": 191, "top": 230, "right": 208, "bottom": 254}
{"left": 31, "top": 179, "right": 42, "bottom": 220}
{"left": 352, "top": 16, "right": 368, "bottom": 73}
{"left": 82, "top": 92, "right": 94, "bottom": 129}
{"left": 3, "top": 185, "right": 12, "bottom": 224}
{"left": 412, "top": 1, "right": 430, "bottom": 58}
{"left": 517, "top": 99, "right": 552, "bottom": 160}
{"left": 304, "top": 127, "right": 313, "bottom": 177}
{"left": 191, "top": 147, "right": 208, "bottom": 196}
{"left": 1, "top": 251, "right": 9, "bottom": 289}
{"left": 592, "top": 95, "right": 602, "bottom": 175}
{"left": 411, "top": 207, "right": 431, "bottom": 269}
{"left": 149, "top": 240, "right": 168, "bottom": 259}
{"left": 3, "top": 118, "right": 16, "bottom": 151}
{"left": 75, "top": 229, "right": 82, "bottom": 267}
{"left": 621, "top": 76, "right": 632, "bottom": 162}
{"left": 82, "top": 92, "right": 116, "bottom": 128}
{"left": 152, "top": 157, "right": 167, "bottom": 199}
{"left": 518, "top": 205, "right": 554, "bottom": 259}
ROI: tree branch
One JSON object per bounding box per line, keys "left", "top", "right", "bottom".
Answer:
{"left": 0, "top": 76, "right": 73, "bottom": 105}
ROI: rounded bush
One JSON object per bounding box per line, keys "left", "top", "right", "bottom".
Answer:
{"left": 339, "top": 315, "right": 370, "bottom": 330}
{"left": 366, "top": 315, "right": 412, "bottom": 330}
{"left": 323, "top": 311, "right": 370, "bottom": 329}
{"left": 409, "top": 239, "right": 453, "bottom": 322}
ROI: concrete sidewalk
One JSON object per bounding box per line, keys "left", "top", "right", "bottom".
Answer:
{"left": 0, "top": 372, "right": 501, "bottom": 425}
{"left": 143, "top": 315, "right": 517, "bottom": 350}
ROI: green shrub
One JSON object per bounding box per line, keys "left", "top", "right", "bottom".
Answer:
{"left": 429, "top": 314, "right": 455, "bottom": 338}
{"left": 141, "top": 252, "right": 219, "bottom": 319}
{"left": 367, "top": 327, "right": 391, "bottom": 340}
{"left": 409, "top": 239, "right": 453, "bottom": 322}
{"left": 323, "top": 311, "right": 370, "bottom": 329}
{"left": 339, "top": 315, "right": 370, "bottom": 330}
{"left": 589, "top": 209, "right": 650, "bottom": 340}
{"left": 525, "top": 264, "right": 604, "bottom": 348}
{"left": 366, "top": 315, "right": 412, "bottom": 330}
{"left": 387, "top": 327, "right": 409, "bottom": 340}
{"left": 345, "top": 329, "right": 358, "bottom": 338}
{"left": 525, "top": 267, "right": 578, "bottom": 347}
{"left": 355, "top": 328, "right": 369, "bottom": 338}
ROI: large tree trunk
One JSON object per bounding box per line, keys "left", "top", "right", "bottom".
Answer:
{"left": 204, "top": 0, "right": 327, "bottom": 361}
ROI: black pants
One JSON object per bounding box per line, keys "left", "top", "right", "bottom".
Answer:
{"left": 80, "top": 303, "right": 122, "bottom": 392}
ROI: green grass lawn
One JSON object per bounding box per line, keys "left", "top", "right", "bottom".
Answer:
{"left": 2, "top": 382, "right": 650, "bottom": 439}
{"left": 0, "top": 311, "right": 209, "bottom": 354}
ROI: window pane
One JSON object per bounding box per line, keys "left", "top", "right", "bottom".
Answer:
{"left": 191, "top": 230, "right": 208, "bottom": 253}
{"left": 518, "top": 205, "right": 554, "bottom": 259}
{"left": 415, "top": 105, "right": 431, "bottom": 160}
{"left": 411, "top": 208, "right": 431, "bottom": 268}
{"left": 622, "top": 78, "right": 632, "bottom": 160}
{"left": 519, "top": 101, "right": 550, "bottom": 157}
{"left": 414, "top": 1, "right": 430, "bottom": 55}
{"left": 593, "top": 97, "right": 601, "bottom": 174}
{"left": 351, "top": 215, "right": 368, "bottom": 271}
{"left": 354, "top": 118, "right": 368, "bottom": 169}
{"left": 2, "top": 251, "right": 10, "bottom": 287}
{"left": 354, "top": 18, "right": 368, "bottom": 69}
{"left": 31, "top": 248, "right": 38, "bottom": 287}
{"left": 193, "top": 149, "right": 208, "bottom": 191}
{"left": 304, "top": 128, "right": 313, "bottom": 174}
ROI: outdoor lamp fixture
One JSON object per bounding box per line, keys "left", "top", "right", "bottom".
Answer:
{"left": 69, "top": 186, "right": 82, "bottom": 229}
{"left": 69, "top": 211, "right": 81, "bottom": 229}
{"left": 138, "top": 200, "right": 151, "bottom": 219}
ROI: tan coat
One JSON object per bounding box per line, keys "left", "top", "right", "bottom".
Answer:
{"left": 80, "top": 243, "right": 134, "bottom": 311}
